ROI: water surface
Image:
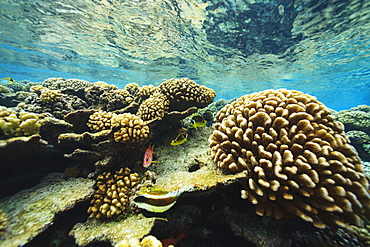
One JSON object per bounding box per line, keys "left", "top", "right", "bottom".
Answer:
{"left": 0, "top": 0, "right": 369, "bottom": 110}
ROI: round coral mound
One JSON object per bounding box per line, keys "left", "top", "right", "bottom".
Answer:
{"left": 112, "top": 113, "right": 150, "bottom": 143}
{"left": 209, "top": 89, "right": 370, "bottom": 228}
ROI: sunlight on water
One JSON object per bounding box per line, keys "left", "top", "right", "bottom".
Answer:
{"left": 0, "top": 0, "right": 369, "bottom": 110}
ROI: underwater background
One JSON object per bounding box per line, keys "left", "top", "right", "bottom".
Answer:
{"left": 1, "top": 0, "right": 370, "bottom": 247}
{"left": 0, "top": 0, "right": 369, "bottom": 110}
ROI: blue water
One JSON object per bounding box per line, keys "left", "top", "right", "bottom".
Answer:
{"left": 0, "top": 0, "right": 369, "bottom": 111}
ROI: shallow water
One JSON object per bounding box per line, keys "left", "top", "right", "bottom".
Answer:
{"left": 0, "top": 0, "right": 369, "bottom": 110}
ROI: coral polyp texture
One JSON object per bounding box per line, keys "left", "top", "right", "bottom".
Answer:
{"left": 88, "top": 167, "right": 140, "bottom": 219}
{"left": 0, "top": 106, "right": 42, "bottom": 137}
{"left": 209, "top": 88, "right": 370, "bottom": 229}
{"left": 40, "top": 89, "right": 62, "bottom": 104}
{"left": 42, "top": 77, "right": 92, "bottom": 91}
{"left": 0, "top": 209, "right": 7, "bottom": 236}
{"left": 87, "top": 111, "right": 117, "bottom": 132}
{"left": 157, "top": 78, "right": 216, "bottom": 111}
{"left": 112, "top": 113, "right": 150, "bottom": 143}
{"left": 137, "top": 92, "right": 169, "bottom": 121}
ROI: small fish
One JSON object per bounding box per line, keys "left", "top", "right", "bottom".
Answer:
{"left": 170, "top": 131, "right": 188, "bottom": 146}
{"left": 142, "top": 143, "right": 158, "bottom": 168}
{"left": 190, "top": 115, "right": 207, "bottom": 129}
{"left": 134, "top": 188, "right": 185, "bottom": 213}
{"left": 0, "top": 77, "right": 14, "bottom": 85}
{"left": 176, "top": 127, "right": 187, "bottom": 134}
{"left": 202, "top": 109, "right": 214, "bottom": 122}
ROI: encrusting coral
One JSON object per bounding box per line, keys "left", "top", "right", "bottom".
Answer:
{"left": 88, "top": 167, "right": 140, "bottom": 219}
{"left": 157, "top": 78, "right": 216, "bottom": 111}
{"left": 112, "top": 113, "right": 150, "bottom": 143}
{"left": 137, "top": 92, "right": 169, "bottom": 122}
{"left": 0, "top": 106, "right": 42, "bottom": 137}
{"left": 87, "top": 111, "right": 117, "bottom": 132}
{"left": 209, "top": 88, "right": 370, "bottom": 229}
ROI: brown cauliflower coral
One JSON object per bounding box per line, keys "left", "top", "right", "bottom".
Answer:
{"left": 157, "top": 78, "right": 216, "bottom": 111}
{"left": 209, "top": 89, "right": 370, "bottom": 229}
{"left": 112, "top": 113, "right": 150, "bottom": 143}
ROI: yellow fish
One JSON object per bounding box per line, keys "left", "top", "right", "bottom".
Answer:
{"left": 0, "top": 77, "right": 14, "bottom": 85}
{"left": 190, "top": 115, "right": 207, "bottom": 129}
{"left": 170, "top": 131, "right": 188, "bottom": 146}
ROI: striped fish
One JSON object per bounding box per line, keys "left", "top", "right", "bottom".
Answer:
{"left": 133, "top": 187, "right": 191, "bottom": 213}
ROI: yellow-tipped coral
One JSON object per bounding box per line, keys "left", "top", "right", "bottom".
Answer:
{"left": 157, "top": 78, "right": 216, "bottom": 111}
{"left": 40, "top": 90, "right": 62, "bottom": 104}
{"left": 88, "top": 167, "right": 140, "bottom": 219}
{"left": 209, "top": 89, "right": 370, "bottom": 229}
{"left": 0, "top": 106, "right": 41, "bottom": 137}
{"left": 137, "top": 92, "right": 169, "bottom": 122}
{"left": 112, "top": 113, "right": 150, "bottom": 143}
{"left": 87, "top": 111, "right": 117, "bottom": 132}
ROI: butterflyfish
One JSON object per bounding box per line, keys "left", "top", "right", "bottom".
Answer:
{"left": 202, "top": 109, "right": 214, "bottom": 122}
{"left": 134, "top": 189, "right": 184, "bottom": 213}
{"left": 0, "top": 77, "right": 14, "bottom": 85}
{"left": 170, "top": 131, "right": 188, "bottom": 146}
{"left": 190, "top": 115, "right": 207, "bottom": 129}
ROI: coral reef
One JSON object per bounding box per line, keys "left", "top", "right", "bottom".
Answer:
{"left": 350, "top": 223, "right": 370, "bottom": 246}
{"left": 88, "top": 167, "right": 140, "bottom": 219}
{"left": 84, "top": 82, "right": 139, "bottom": 111}
{"left": 335, "top": 105, "right": 370, "bottom": 133}
{"left": 0, "top": 173, "right": 95, "bottom": 247}
{"left": 112, "top": 113, "right": 150, "bottom": 143}
{"left": 30, "top": 84, "right": 47, "bottom": 93}
{"left": 0, "top": 209, "right": 6, "bottom": 236}
{"left": 22, "top": 91, "right": 88, "bottom": 119}
{"left": 70, "top": 214, "right": 155, "bottom": 246}
{"left": 335, "top": 105, "right": 370, "bottom": 162}
{"left": 346, "top": 130, "right": 370, "bottom": 161}
{"left": 137, "top": 92, "right": 169, "bottom": 122}
{"left": 42, "top": 77, "right": 92, "bottom": 92}
{"left": 157, "top": 78, "right": 216, "bottom": 111}
{"left": 87, "top": 111, "right": 117, "bottom": 132}
{"left": 115, "top": 235, "right": 163, "bottom": 247}
{"left": 0, "top": 106, "right": 42, "bottom": 137}
{"left": 0, "top": 85, "right": 12, "bottom": 94}
{"left": 40, "top": 89, "right": 62, "bottom": 104}
{"left": 209, "top": 89, "right": 370, "bottom": 229}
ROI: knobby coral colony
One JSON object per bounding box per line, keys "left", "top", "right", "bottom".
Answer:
{"left": 209, "top": 89, "right": 370, "bottom": 229}
{"left": 88, "top": 167, "right": 140, "bottom": 219}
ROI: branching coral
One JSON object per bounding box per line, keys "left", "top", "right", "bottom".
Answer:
{"left": 209, "top": 89, "right": 370, "bottom": 229}
{"left": 88, "top": 167, "right": 140, "bottom": 219}
{"left": 137, "top": 92, "right": 169, "bottom": 122}
{"left": 0, "top": 106, "right": 42, "bottom": 137}
{"left": 87, "top": 111, "right": 117, "bottom": 132}
{"left": 157, "top": 78, "right": 216, "bottom": 111}
{"left": 112, "top": 113, "right": 150, "bottom": 143}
